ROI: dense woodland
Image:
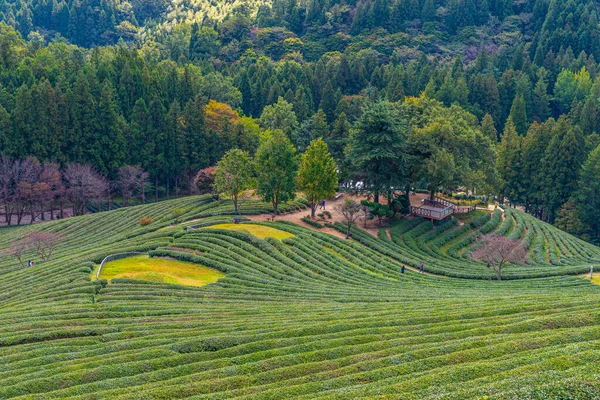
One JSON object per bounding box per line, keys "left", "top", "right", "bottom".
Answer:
{"left": 1, "top": 0, "right": 600, "bottom": 242}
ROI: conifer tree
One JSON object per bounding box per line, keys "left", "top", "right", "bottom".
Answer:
{"left": 481, "top": 113, "right": 498, "bottom": 143}
{"left": 346, "top": 101, "right": 408, "bottom": 203}
{"left": 541, "top": 117, "right": 585, "bottom": 222}
{"left": 509, "top": 95, "right": 528, "bottom": 136}
{"left": 575, "top": 144, "right": 600, "bottom": 239}
{"left": 497, "top": 117, "right": 522, "bottom": 203}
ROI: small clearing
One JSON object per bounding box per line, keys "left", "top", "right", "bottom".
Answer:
{"left": 98, "top": 255, "right": 224, "bottom": 287}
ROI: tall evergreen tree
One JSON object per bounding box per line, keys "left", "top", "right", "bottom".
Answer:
{"left": 575, "top": 144, "right": 600, "bottom": 240}
{"left": 481, "top": 113, "right": 498, "bottom": 143}
{"left": 497, "top": 117, "right": 522, "bottom": 203}
{"left": 509, "top": 95, "right": 528, "bottom": 136}
{"left": 346, "top": 101, "right": 408, "bottom": 203}
{"left": 541, "top": 117, "right": 585, "bottom": 222}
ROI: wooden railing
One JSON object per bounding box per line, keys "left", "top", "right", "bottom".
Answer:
{"left": 453, "top": 205, "right": 476, "bottom": 214}
{"left": 410, "top": 205, "right": 454, "bottom": 220}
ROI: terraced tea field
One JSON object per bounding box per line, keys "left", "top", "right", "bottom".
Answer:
{"left": 1, "top": 196, "right": 600, "bottom": 399}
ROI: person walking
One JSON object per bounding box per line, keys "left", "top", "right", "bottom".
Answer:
{"left": 419, "top": 263, "right": 424, "bottom": 273}
{"left": 27, "top": 260, "right": 31, "bottom": 267}
{"left": 321, "top": 200, "right": 326, "bottom": 210}
{"left": 401, "top": 265, "right": 406, "bottom": 274}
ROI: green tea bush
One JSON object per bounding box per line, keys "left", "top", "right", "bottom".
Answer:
{"left": 0, "top": 196, "right": 598, "bottom": 399}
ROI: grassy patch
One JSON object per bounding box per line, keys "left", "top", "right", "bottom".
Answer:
{"left": 99, "top": 255, "right": 224, "bottom": 287}
{"left": 455, "top": 209, "right": 487, "bottom": 224}
{"left": 207, "top": 223, "right": 294, "bottom": 240}
{"left": 588, "top": 275, "right": 600, "bottom": 285}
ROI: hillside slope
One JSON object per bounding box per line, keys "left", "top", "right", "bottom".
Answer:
{"left": 1, "top": 197, "right": 600, "bottom": 398}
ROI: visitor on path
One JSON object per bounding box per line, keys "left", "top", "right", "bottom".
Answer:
{"left": 419, "top": 263, "right": 424, "bottom": 273}
{"left": 319, "top": 200, "right": 326, "bottom": 210}
{"left": 401, "top": 265, "right": 406, "bottom": 274}
{"left": 27, "top": 260, "right": 31, "bottom": 267}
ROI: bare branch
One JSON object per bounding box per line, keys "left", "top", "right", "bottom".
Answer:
{"left": 335, "top": 198, "right": 362, "bottom": 239}
{"left": 471, "top": 234, "right": 528, "bottom": 280}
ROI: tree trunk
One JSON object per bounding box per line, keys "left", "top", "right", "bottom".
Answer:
{"left": 155, "top": 174, "right": 159, "bottom": 203}
{"left": 166, "top": 176, "right": 170, "bottom": 200}
{"left": 311, "top": 199, "right": 316, "bottom": 218}
{"left": 496, "top": 267, "right": 502, "bottom": 281}
{"left": 374, "top": 192, "right": 379, "bottom": 203}
{"left": 387, "top": 190, "right": 392, "bottom": 207}
{"left": 175, "top": 176, "right": 179, "bottom": 199}
{"left": 430, "top": 188, "right": 435, "bottom": 201}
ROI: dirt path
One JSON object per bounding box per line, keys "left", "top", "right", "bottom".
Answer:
{"left": 248, "top": 194, "right": 378, "bottom": 239}
{"left": 248, "top": 193, "right": 449, "bottom": 279}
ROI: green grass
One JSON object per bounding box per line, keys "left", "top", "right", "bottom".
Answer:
{"left": 1, "top": 196, "right": 600, "bottom": 399}
{"left": 207, "top": 223, "right": 294, "bottom": 240}
{"left": 97, "top": 255, "right": 225, "bottom": 287}
{"left": 454, "top": 208, "right": 487, "bottom": 224}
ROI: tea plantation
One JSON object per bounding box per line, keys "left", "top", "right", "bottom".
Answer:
{"left": 1, "top": 196, "right": 600, "bottom": 399}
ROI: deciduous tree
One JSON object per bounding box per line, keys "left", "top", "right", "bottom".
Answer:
{"left": 255, "top": 130, "right": 298, "bottom": 216}
{"left": 26, "top": 232, "right": 65, "bottom": 262}
{"left": 213, "top": 149, "right": 255, "bottom": 214}
{"left": 335, "top": 198, "right": 362, "bottom": 238}
{"left": 297, "top": 138, "right": 338, "bottom": 218}
{"left": 471, "top": 234, "right": 528, "bottom": 280}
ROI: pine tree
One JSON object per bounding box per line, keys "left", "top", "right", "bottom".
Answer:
{"left": 310, "top": 109, "right": 329, "bottom": 141}
{"left": 129, "top": 98, "right": 151, "bottom": 167}
{"left": 328, "top": 112, "right": 351, "bottom": 163}
{"left": 96, "top": 80, "right": 126, "bottom": 178}
{"left": 575, "top": 144, "right": 600, "bottom": 239}
{"left": 520, "top": 119, "right": 554, "bottom": 214}
{"left": 481, "top": 113, "right": 498, "bottom": 143}
{"left": 496, "top": 117, "right": 522, "bottom": 203}
{"left": 182, "top": 95, "right": 209, "bottom": 173}
{"left": 346, "top": 101, "right": 408, "bottom": 203}
{"left": 509, "top": 95, "right": 528, "bottom": 135}
{"left": 0, "top": 104, "right": 11, "bottom": 156}
{"left": 319, "top": 80, "right": 337, "bottom": 123}
{"left": 542, "top": 117, "right": 585, "bottom": 223}
{"left": 421, "top": 0, "right": 435, "bottom": 21}
{"left": 533, "top": 72, "right": 551, "bottom": 122}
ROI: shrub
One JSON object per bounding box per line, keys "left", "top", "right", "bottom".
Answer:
{"left": 301, "top": 217, "right": 324, "bottom": 228}
{"left": 139, "top": 217, "right": 153, "bottom": 226}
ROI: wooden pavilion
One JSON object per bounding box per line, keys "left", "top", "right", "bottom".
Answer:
{"left": 410, "top": 197, "right": 475, "bottom": 221}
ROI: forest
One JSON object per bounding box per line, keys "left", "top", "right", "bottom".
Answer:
{"left": 1, "top": 0, "right": 600, "bottom": 243}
